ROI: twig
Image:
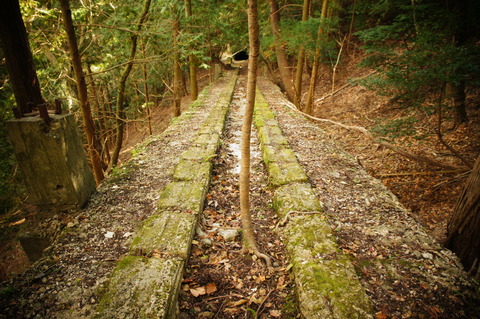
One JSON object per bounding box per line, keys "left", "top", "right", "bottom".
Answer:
{"left": 316, "top": 70, "right": 377, "bottom": 103}
{"left": 256, "top": 288, "right": 274, "bottom": 318}
{"left": 376, "top": 170, "right": 463, "bottom": 178}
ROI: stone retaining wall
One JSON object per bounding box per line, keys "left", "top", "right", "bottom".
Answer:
{"left": 96, "top": 74, "right": 237, "bottom": 318}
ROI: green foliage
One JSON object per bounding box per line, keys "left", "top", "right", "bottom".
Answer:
{"left": 371, "top": 116, "right": 417, "bottom": 139}
{"left": 356, "top": 0, "right": 480, "bottom": 107}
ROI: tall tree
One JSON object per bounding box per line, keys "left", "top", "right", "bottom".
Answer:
{"left": 269, "top": 0, "right": 295, "bottom": 102}
{"left": 110, "top": 0, "right": 152, "bottom": 168}
{"left": 446, "top": 155, "right": 480, "bottom": 277}
{"left": 304, "top": 0, "right": 329, "bottom": 115}
{"left": 294, "top": 0, "right": 311, "bottom": 107}
{"left": 0, "top": 0, "right": 44, "bottom": 115}
{"left": 184, "top": 0, "right": 198, "bottom": 101}
{"left": 59, "top": 0, "right": 105, "bottom": 185}
{"left": 173, "top": 17, "right": 182, "bottom": 118}
{"left": 240, "top": 0, "right": 271, "bottom": 267}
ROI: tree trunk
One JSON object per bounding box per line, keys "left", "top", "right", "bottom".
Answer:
{"left": 173, "top": 18, "right": 182, "bottom": 117}
{"left": 294, "top": 0, "right": 311, "bottom": 107}
{"left": 447, "top": 81, "right": 468, "bottom": 128}
{"left": 185, "top": 0, "right": 198, "bottom": 101}
{"left": 59, "top": 0, "right": 104, "bottom": 185}
{"left": 304, "top": 0, "right": 329, "bottom": 115}
{"left": 240, "top": 0, "right": 271, "bottom": 267}
{"left": 446, "top": 155, "right": 480, "bottom": 276}
{"left": 269, "top": 0, "right": 295, "bottom": 102}
{"left": 0, "top": 0, "right": 44, "bottom": 114}
{"left": 142, "top": 45, "right": 153, "bottom": 136}
{"left": 110, "top": 0, "right": 152, "bottom": 168}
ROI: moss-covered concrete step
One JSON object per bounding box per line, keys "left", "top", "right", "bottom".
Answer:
{"left": 254, "top": 88, "right": 374, "bottom": 318}
{"left": 95, "top": 256, "right": 183, "bottom": 319}
{"left": 130, "top": 211, "right": 197, "bottom": 258}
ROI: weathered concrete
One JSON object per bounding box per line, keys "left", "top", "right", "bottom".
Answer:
{"left": 96, "top": 256, "right": 184, "bottom": 319}
{"left": 130, "top": 211, "right": 197, "bottom": 259}
{"left": 7, "top": 113, "right": 95, "bottom": 209}
{"left": 254, "top": 89, "right": 374, "bottom": 318}
{"left": 96, "top": 73, "right": 238, "bottom": 319}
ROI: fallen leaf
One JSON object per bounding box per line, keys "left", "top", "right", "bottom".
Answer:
{"left": 190, "top": 286, "right": 206, "bottom": 297}
{"left": 375, "top": 312, "right": 387, "bottom": 319}
{"left": 206, "top": 282, "right": 217, "bottom": 294}
{"left": 269, "top": 309, "right": 281, "bottom": 317}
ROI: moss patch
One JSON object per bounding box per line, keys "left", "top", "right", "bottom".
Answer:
{"left": 157, "top": 182, "right": 206, "bottom": 214}
{"left": 130, "top": 211, "right": 197, "bottom": 259}
{"left": 267, "top": 162, "right": 309, "bottom": 187}
{"left": 273, "top": 183, "right": 322, "bottom": 219}
{"left": 180, "top": 145, "right": 217, "bottom": 162}
{"left": 96, "top": 256, "right": 183, "bottom": 319}
{"left": 173, "top": 159, "right": 212, "bottom": 184}
{"left": 292, "top": 258, "right": 373, "bottom": 319}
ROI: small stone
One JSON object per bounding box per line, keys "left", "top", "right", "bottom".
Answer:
{"left": 217, "top": 229, "right": 238, "bottom": 242}
{"left": 201, "top": 238, "right": 212, "bottom": 247}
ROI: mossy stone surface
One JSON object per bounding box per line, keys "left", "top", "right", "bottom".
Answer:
{"left": 157, "top": 182, "right": 206, "bottom": 214}
{"left": 180, "top": 145, "right": 217, "bottom": 162}
{"left": 96, "top": 256, "right": 183, "bottom": 319}
{"left": 273, "top": 183, "right": 322, "bottom": 219}
{"left": 194, "top": 133, "right": 221, "bottom": 147}
{"left": 293, "top": 258, "right": 373, "bottom": 319}
{"left": 284, "top": 215, "right": 338, "bottom": 258}
{"left": 267, "top": 162, "right": 309, "bottom": 187}
{"left": 173, "top": 159, "right": 212, "bottom": 184}
{"left": 262, "top": 145, "right": 297, "bottom": 165}
{"left": 130, "top": 211, "right": 197, "bottom": 258}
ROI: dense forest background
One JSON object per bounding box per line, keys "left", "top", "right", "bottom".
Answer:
{"left": 1, "top": 0, "right": 479, "bottom": 234}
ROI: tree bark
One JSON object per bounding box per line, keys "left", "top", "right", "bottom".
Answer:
{"left": 447, "top": 81, "right": 468, "bottom": 128}
{"left": 173, "top": 17, "right": 182, "bottom": 118}
{"left": 185, "top": 0, "right": 198, "bottom": 101}
{"left": 0, "top": 0, "right": 44, "bottom": 114}
{"left": 240, "top": 0, "right": 271, "bottom": 267}
{"left": 294, "top": 0, "right": 310, "bottom": 107}
{"left": 110, "top": 0, "right": 152, "bottom": 168}
{"left": 269, "top": 0, "right": 295, "bottom": 102}
{"left": 446, "top": 155, "right": 480, "bottom": 276}
{"left": 304, "top": 0, "right": 329, "bottom": 115}
{"left": 59, "top": 0, "right": 104, "bottom": 185}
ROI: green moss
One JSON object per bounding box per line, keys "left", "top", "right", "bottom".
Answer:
{"left": 173, "top": 159, "right": 212, "bottom": 184}
{"left": 180, "top": 145, "right": 217, "bottom": 162}
{"left": 130, "top": 211, "right": 197, "bottom": 259}
{"left": 157, "top": 181, "right": 206, "bottom": 214}
{"left": 273, "top": 183, "right": 322, "bottom": 219}
{"left": 267, "top": 162, "right": 309, "bottom": 187}
{"left": 96, "top": 256, "right": 184, "bottom": 318}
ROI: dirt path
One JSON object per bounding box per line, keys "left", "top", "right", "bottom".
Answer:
{"left": 178, "top": 76, "right": 297, "bottom": 318}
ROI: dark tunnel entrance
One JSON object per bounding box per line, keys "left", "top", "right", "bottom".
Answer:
{"left": 233, "top": 50, "right": 249, "bottom": 61}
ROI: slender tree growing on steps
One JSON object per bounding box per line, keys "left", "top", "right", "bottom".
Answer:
{"left": 304, "top": 0, "right": 329, "bottom": 115}
{"left": 110, "top": 0, "right": 152, "bottom": 169}
{"left": 59, "top": 0, "right": 104, "bottom": 185}
{"left": 240, "top": 0, "right": 272, "bottom": 268}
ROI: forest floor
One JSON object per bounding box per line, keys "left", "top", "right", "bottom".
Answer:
{"left": 304, "top": 53, "right": 480, "bottom": 244}
{"left": 1, "top": 55, "right": 479, "bottom": 318}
